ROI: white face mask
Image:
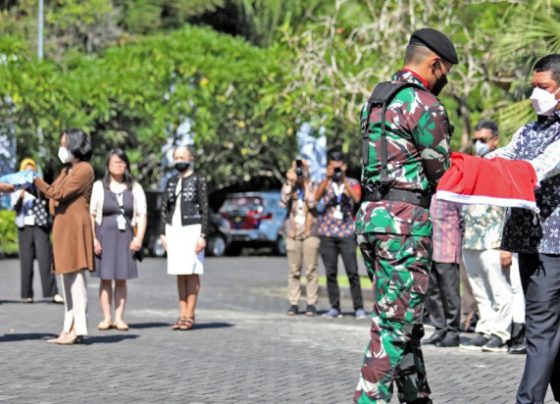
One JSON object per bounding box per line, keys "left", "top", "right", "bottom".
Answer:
{"left": 530, "top": 87, "right": 560, "bottom": 116}
{"left": 474, "top": 140, "right": 490, "bottom": 157}
{"left": 58, "top": 147, "right": 74, "bottom": 164}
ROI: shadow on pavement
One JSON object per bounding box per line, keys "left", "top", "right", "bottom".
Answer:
{"left": 191, "top": 322, "right": 234, "bottom": 330}
{"left": 82, "top": 334, "right": 139, "bottom": 344}
{"left": 0, "top": 332, "right": 57, "bottom": 342}
{"left": 129, "top": 322, "right": 170, "bottom": 329}
{"left": 0, "top": 299, "right": 38, "bottom": 305}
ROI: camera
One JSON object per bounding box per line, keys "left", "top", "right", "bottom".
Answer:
{"left": 333, "top": 167, "right": 342, "bottom": 183}
{"left": 295, "top": 159, "right": 304, "bottom": 177}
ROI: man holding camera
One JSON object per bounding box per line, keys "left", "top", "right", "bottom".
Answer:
{"left": 280, "top": 159, "right": 321, "bottom": 316}
{"left": 315, "top": 150, "right": 366, "bottom": 319}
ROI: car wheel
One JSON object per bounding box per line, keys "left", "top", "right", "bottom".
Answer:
{"left": 207, "top": 234, "right": 227, "bottom": 257}
{"left": 152, "top": 236, "right": 166, "bottom": 257}
{"left": 274, "top": 235, "right": 287, "bottom": 256}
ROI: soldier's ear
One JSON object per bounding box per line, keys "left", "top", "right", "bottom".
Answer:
{"left": 429, "top": 58, "right": 439, "bottom": 72}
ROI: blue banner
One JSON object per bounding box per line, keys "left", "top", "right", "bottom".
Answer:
{"left": 296, "top": 123, "right": 326, "bottom": 184}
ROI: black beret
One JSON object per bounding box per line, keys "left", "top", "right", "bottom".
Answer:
{"left": 409, "top": 28, "right": 458, "bottom": 64}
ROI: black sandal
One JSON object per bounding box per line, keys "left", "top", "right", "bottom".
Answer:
{"left": 179, "top": 317, "right": 195, "bottom": 331}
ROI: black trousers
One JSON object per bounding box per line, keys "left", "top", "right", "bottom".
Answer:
{"left": 320, "top": 236, "right": 363, "bottom": 311}
{"left": 424, "top": 261, "right": 461, "bottom": 334}
{"left": 18, "top": 226, "right": 58, "bottom": 299}
{"left": 516, "top": 253, "right": 560, "bottom": 404}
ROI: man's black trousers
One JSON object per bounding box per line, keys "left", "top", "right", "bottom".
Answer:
{"left": 424, "top": 261, "right": 461, "bottom": 334}
{"left": 516, "top": 253, "right": 560, "bottom": 404}
{"left": 319, "top": 236, "right": 363, "bottom": 311}
{"left": 18, "top": 226, "right": 57, "bottom": 299}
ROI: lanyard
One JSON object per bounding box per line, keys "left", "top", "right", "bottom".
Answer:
{"left": 332, "top": 182, "right": 344, "bottom": 204}
{"left": 115, "top": 192, "right": 124, "bottom": 208}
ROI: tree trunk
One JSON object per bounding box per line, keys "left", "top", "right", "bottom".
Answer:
{"left": 454, "top": 95, "right": 472, "bottom": 153}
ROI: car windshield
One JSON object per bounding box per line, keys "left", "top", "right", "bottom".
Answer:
{"left": 221, "top": 196, "right": 264, "bottom": 215}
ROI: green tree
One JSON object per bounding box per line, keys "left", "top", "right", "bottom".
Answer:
{"left": 0, "top": 25, "right": 296, "bottom": 189}
{"left": 117, "top": 0, "right": 224, "bottom": 34}
{"left": 491, "top": 0, "right": 560, "bottom": 137}
{"left": 282, "top": 0, "right": 519, "bottom": 156}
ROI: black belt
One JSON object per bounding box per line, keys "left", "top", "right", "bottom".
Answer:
{"left": 363, "top": 188, "right": 431, "bottom": 209}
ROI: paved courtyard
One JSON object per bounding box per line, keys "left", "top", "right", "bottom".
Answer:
{"left": 0, "top": 256, "right": 554, "bottom": 403}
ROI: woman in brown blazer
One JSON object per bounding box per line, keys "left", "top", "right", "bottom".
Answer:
{"left": 35, "top": 129, "right": 95, "bottom": 345}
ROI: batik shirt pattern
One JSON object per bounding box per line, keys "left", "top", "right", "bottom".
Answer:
{"left": 318, "top": 178, "right": 360, "bottom": 238}
{"left": 487, "top": 112, "right": 560, "bottom": 254}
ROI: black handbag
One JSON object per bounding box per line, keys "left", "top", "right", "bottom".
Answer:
{"left": 31, "top": 195, "right": 51, "bottom": 228}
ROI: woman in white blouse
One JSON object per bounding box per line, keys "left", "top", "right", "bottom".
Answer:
{"left": 90, "top": 149, "right": 147, "bottom": 331}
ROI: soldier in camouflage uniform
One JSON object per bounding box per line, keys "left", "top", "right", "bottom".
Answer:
{"left": 354, "top": 29, "right": 458, "bottom": 404}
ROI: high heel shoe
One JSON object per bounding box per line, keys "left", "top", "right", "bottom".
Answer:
{"left": 47, "top": 331, "right": 67, "bottom": 343}
{"left": 53, "top": 332, "right": 84, "bottom": 345}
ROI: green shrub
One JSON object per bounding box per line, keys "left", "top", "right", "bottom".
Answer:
{"left": 0, "top": 210, "right": 18, "bottom": 256}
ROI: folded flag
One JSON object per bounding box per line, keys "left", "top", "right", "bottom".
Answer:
{"left": 436, "top": 152, "right": 539, "bottom": 212}
{"left": 0, "top": 170, "right": 37, "bottom": 190}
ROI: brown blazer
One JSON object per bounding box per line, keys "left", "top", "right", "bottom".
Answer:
{"left": 35, "top": 162, "right": 95, "bottom": 274}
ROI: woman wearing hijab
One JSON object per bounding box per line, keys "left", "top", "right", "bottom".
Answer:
{"left": 11, "top": 158, "right": 62, "bottom": 304}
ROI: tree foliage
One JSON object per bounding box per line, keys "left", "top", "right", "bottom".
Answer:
{"left": 281, "top": 0, "right": 527, "bottom": 156}
{"left": 0, "top": 25, "right": 295, "bottom": 190}
{"left": 0, "top": 0, "right": 558, "bottom": 185}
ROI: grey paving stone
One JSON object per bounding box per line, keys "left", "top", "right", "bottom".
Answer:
{"left": 0, "top": 257, "right": 555, "bottom": 403}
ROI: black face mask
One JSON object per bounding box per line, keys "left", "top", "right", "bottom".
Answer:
{"left": 174, "top": 161, "right": 190, "bottom": 173}
{"left": 431, "top": 74, "right": 448, "bottom": 96}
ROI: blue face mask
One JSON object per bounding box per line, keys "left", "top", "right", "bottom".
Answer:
{"left": 474, "top": 140, "right": 490, "bottom": 157}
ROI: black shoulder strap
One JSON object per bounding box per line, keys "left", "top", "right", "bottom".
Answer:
{"left": 362, "top": 81, "right": 424, "bottom": 185}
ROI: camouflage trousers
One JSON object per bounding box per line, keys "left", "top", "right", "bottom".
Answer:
{"left": 354, "top": 233, "right": 432, "bottom": 404}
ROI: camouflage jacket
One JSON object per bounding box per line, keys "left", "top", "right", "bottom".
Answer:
{"left": 356, "top": 69, "right": 452, "bottom": 236}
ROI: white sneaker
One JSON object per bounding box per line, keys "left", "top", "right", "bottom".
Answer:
{"left": 52, "top": 294, "right": 64, "bottom": 304}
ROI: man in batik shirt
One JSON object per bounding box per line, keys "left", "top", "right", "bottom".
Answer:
{"left": 354, "top": 28, "right": 457, "bottom": 404}
{"left": 486, "top": 54, "right": 560, "bottom": 404}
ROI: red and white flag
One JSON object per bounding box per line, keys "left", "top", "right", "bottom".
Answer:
{"left": 436, "top": 152, "right": 539, "bottom": 212}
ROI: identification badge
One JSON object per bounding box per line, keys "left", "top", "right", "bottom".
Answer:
{"left": 117, "top": 215, "right": 127, "bottom": 231}
{"left": 333, "top": 208, "right": 343, "bottom": 220}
